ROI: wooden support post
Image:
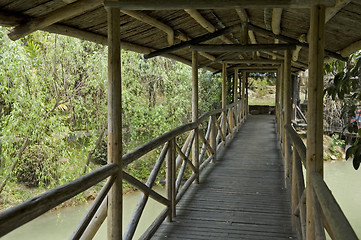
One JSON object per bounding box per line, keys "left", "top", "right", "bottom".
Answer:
{"left": 241, "top": 71, "right": 246, "bottom": 121}
{"left": 234, "top": 68, "right": 239, "bottom": 125}
{"left": 210, "top": 115, "right": 217, "bottom": 163}
{"left": 166, "top": 138, "right": 176, "bottom": 221}
{"left": 306, "top": 4, "right": 325, "bottom": 240}
{"left": 291, "top": 149, "right": 299, "bottom": 229}
{"left": 283, "top": 49, "right": 292, "bottom": 187}
{"left": 279, "top": 64, "right": 284, "bottom": 144}
{"left": 222, "top": 63, "right": 227, "bottom": 140}
{"left": 192, "top": 51, "right": 200, "bottom": 184}
{"left": 106, "top": 7, "right": 122, "bottom": 240}
{"left": 275, "top": 67, "right": 280, "bottom": 138}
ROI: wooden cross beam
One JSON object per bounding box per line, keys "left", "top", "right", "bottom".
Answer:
{"left": 144, "top": 24, "right": 240, "bottom": 59}
{"left": 247, "top": 23, "right": 347, "bottom": 61}
{"left": 189, "top": 44, "right": 296, "bottom": 53}
{"left": 104, "top": 0, "right": 336, "bottom": 10}
{"left": 224, "top": 59, "right": 284, "bottom": 64}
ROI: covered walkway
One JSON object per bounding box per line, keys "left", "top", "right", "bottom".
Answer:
{"left": 153, "top": 115, "right": 296, "bottom": 239}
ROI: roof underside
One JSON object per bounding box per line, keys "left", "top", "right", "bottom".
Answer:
{"left": 1, "top": 0, "right": 361, "bottom": 73}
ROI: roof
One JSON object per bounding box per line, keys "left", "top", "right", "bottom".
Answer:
{"left": 1, "top": 0, "right": 361, "bottom": 73}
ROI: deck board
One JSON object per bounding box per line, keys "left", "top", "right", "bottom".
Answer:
{"left": 152, "top": 115, "right": 296, "bottom": 240}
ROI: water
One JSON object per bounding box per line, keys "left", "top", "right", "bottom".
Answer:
{"left": 3, "top": 162, "right": 361, "bottom": 239}
{"left": 2, "top": 187, "right": 166, "bottom": 240}
{"left": 324, "top": 160, "right": 361, "bottom": 238}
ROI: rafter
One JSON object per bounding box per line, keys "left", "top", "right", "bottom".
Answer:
{"left": 121, "top": 10, "right": 176, "bottom": 45}
{"left": 144, "top": 24, "right": 240, "bottom": 59}
{"left": 293, "top": 0, "right": 351, "bottom": 61}
{"left": 247, "top": 23, "right": 346, "bottom": 61}
{"left": 340, "top": 39, "right": 361, "bottom": 57}
{"left": 8, "top": 0, "right": 103, "bottom": 40}
{"left": 185, "top": 9, "right": 233, "bottom": 44}
{"left": 272, "top": 8, "right": 283, "bottom": 35}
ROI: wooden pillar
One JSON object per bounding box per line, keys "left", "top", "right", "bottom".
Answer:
{"left": 106, "top": 7, "right": 122, "bottom": 240}
{"left": 283, "top": 49, "right": 292, "bottom": 186}
{"left": 234, "top": 68, "right": 239, "bottom": 103}
{"left": 241, "top": 71, "right": 246, "bottom": 120}
{"left": 306, "top": 4, "right": 325, "bottom": 240}
{"left": 222, "top": 63, "right": 227, "bottom": 138}
{"left": 279, "top": 64, "right": 284, "bottom": 144}
{"left": 275, "top": 67, "right": 281, "bottom": 138}
{"left": 234, "top": 68, "right": 239, "bottom": 126}
{"left": 192, "top": 51, "right": 199, "bottom": 184}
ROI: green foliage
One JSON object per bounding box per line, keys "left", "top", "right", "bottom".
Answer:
{"left": 325, "top": 51, "right": 361, "bottom": 169}
{"left": 0, "top": 27, "right": 222, "bottom": 203}
{"left": 328, "top": 134, "right": 345, "bottom": 159}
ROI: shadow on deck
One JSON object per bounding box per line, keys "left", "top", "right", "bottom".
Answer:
{"left": 152, "top": 115, "right": 296, "bottom": 239}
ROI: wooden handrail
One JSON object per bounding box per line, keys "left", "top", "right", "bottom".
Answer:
{"left": 0, "top": 101, "right": 245, "bottom": 240}
{"left": 285, "top": 123, "right": 306, "bottom": 166}
{"left": 0, "top": 163, "right": 119, "bottom": 237}
{"left": 311, "top": 172, "right": 358, "bottom": 240}
{"left": 122, "top": 122, "right": 197, "bottom": 166}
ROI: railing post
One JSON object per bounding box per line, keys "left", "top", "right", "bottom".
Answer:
{"left": 192, "top": 50, "right": 200, "bottom": 184}
{"left": 306, "top": 4, "right": 325, "bottom": 240}
{"left": 234, "top": 68, "right": 239, "bottom": 125}
{"left": 241, "top": 71, "right": 246, "bottom": 122}
{"left": 210, "top": 115, "right": 217, "bottom": 163}
{"left": 106, "top": 6, "right": 122, "bottom": 240}
{"left": 166, "top": 138, "right": 176, "bottom": 221}
{"left": 291, "top": 146, "right": 298, "bottom": 228}
{"left": 222, "top": 63, "right": 227, "bottom": 141}
{"left": 283, "top": 49, "right": 292, "bottom": 187}
{"left": 228, "top": 108, "right": 234, "bottom": 138}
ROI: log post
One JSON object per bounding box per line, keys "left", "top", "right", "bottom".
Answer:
{"left": 275, "top": 66, "right": 281, "bottom": 138}
{"left": 222, "top": 63, "right": 227, "bottom": 139}
{"left": 283, "top": 49, "right": 292, "bottom": 186}
{"left": 234, "top": 68, "right": 239, "bottom": 125}
{"left": 210, "top": 115, "right": 217, "bottom": 163}
{"left": 106, "top": 7, "right": 122, "bottom": 240}
{"left": 307, "top": 4, "right": 325, "bottom": 240}
{"left": 166, "top": 138, "right": 176, "bottom": 221}
{"left": 241, "top": 71, "right": 246, "bottom": 121}
{"left": 279, "top": 64, "right": 284, "bottom": 144}
{"left": 192, "top": 51, "right": 200, "bottom": 184}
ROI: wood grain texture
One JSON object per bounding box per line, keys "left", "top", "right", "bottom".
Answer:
{"left": 152, "top": 115, "right": 296, "bottom": 239}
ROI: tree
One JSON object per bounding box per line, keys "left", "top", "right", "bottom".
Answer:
{"left": 324, "top": 51, "right": 361, "bottom": 169}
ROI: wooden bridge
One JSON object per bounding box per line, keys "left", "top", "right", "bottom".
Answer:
{"left": 1, "top": 1, "right": 361, "bottom": 239}
{"left": 153, "top": 115, "right": 296, "bottom": 240}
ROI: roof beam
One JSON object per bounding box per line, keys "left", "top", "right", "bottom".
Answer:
{"left": 247, "top": 23, "right": 347, "bottom": 61}
{"left": 45, "top": 24, "right": 215, "bottom": 72}
{"left": 293, "top": 0, "right": 351, "bottom": 60}
{"left": 190, "top": 44, "right": 296, "bottom": 53}
{"left": 272, "top": 8, "right": 283, "bottom": 35}
{"left": 8, "top": 0, "right": 103, "bottom": 40}
{"left": 120, "top": 10, "right": 176, "bottom": 45}
{"left": 144, "top": 24, "right": 240, "bottom": 59}
{"left": 340, "top": 39, "right": 361, "bottom": 57}
{"left": 185, "top": 9, "right": 233, "bottom": 44}
{"left": 104, "top": 0, "right": 336, "bottom": 10}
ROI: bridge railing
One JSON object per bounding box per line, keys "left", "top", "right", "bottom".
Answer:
{"left": 0, "top": 100, "right": 245, "bottom": 240}
{"left": 285, "top": 124, "right": 358, "bottom": 240}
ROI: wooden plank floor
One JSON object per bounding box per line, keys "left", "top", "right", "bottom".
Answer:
{"left": 152, "top": 115, "right": 296, "bottom": 240}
